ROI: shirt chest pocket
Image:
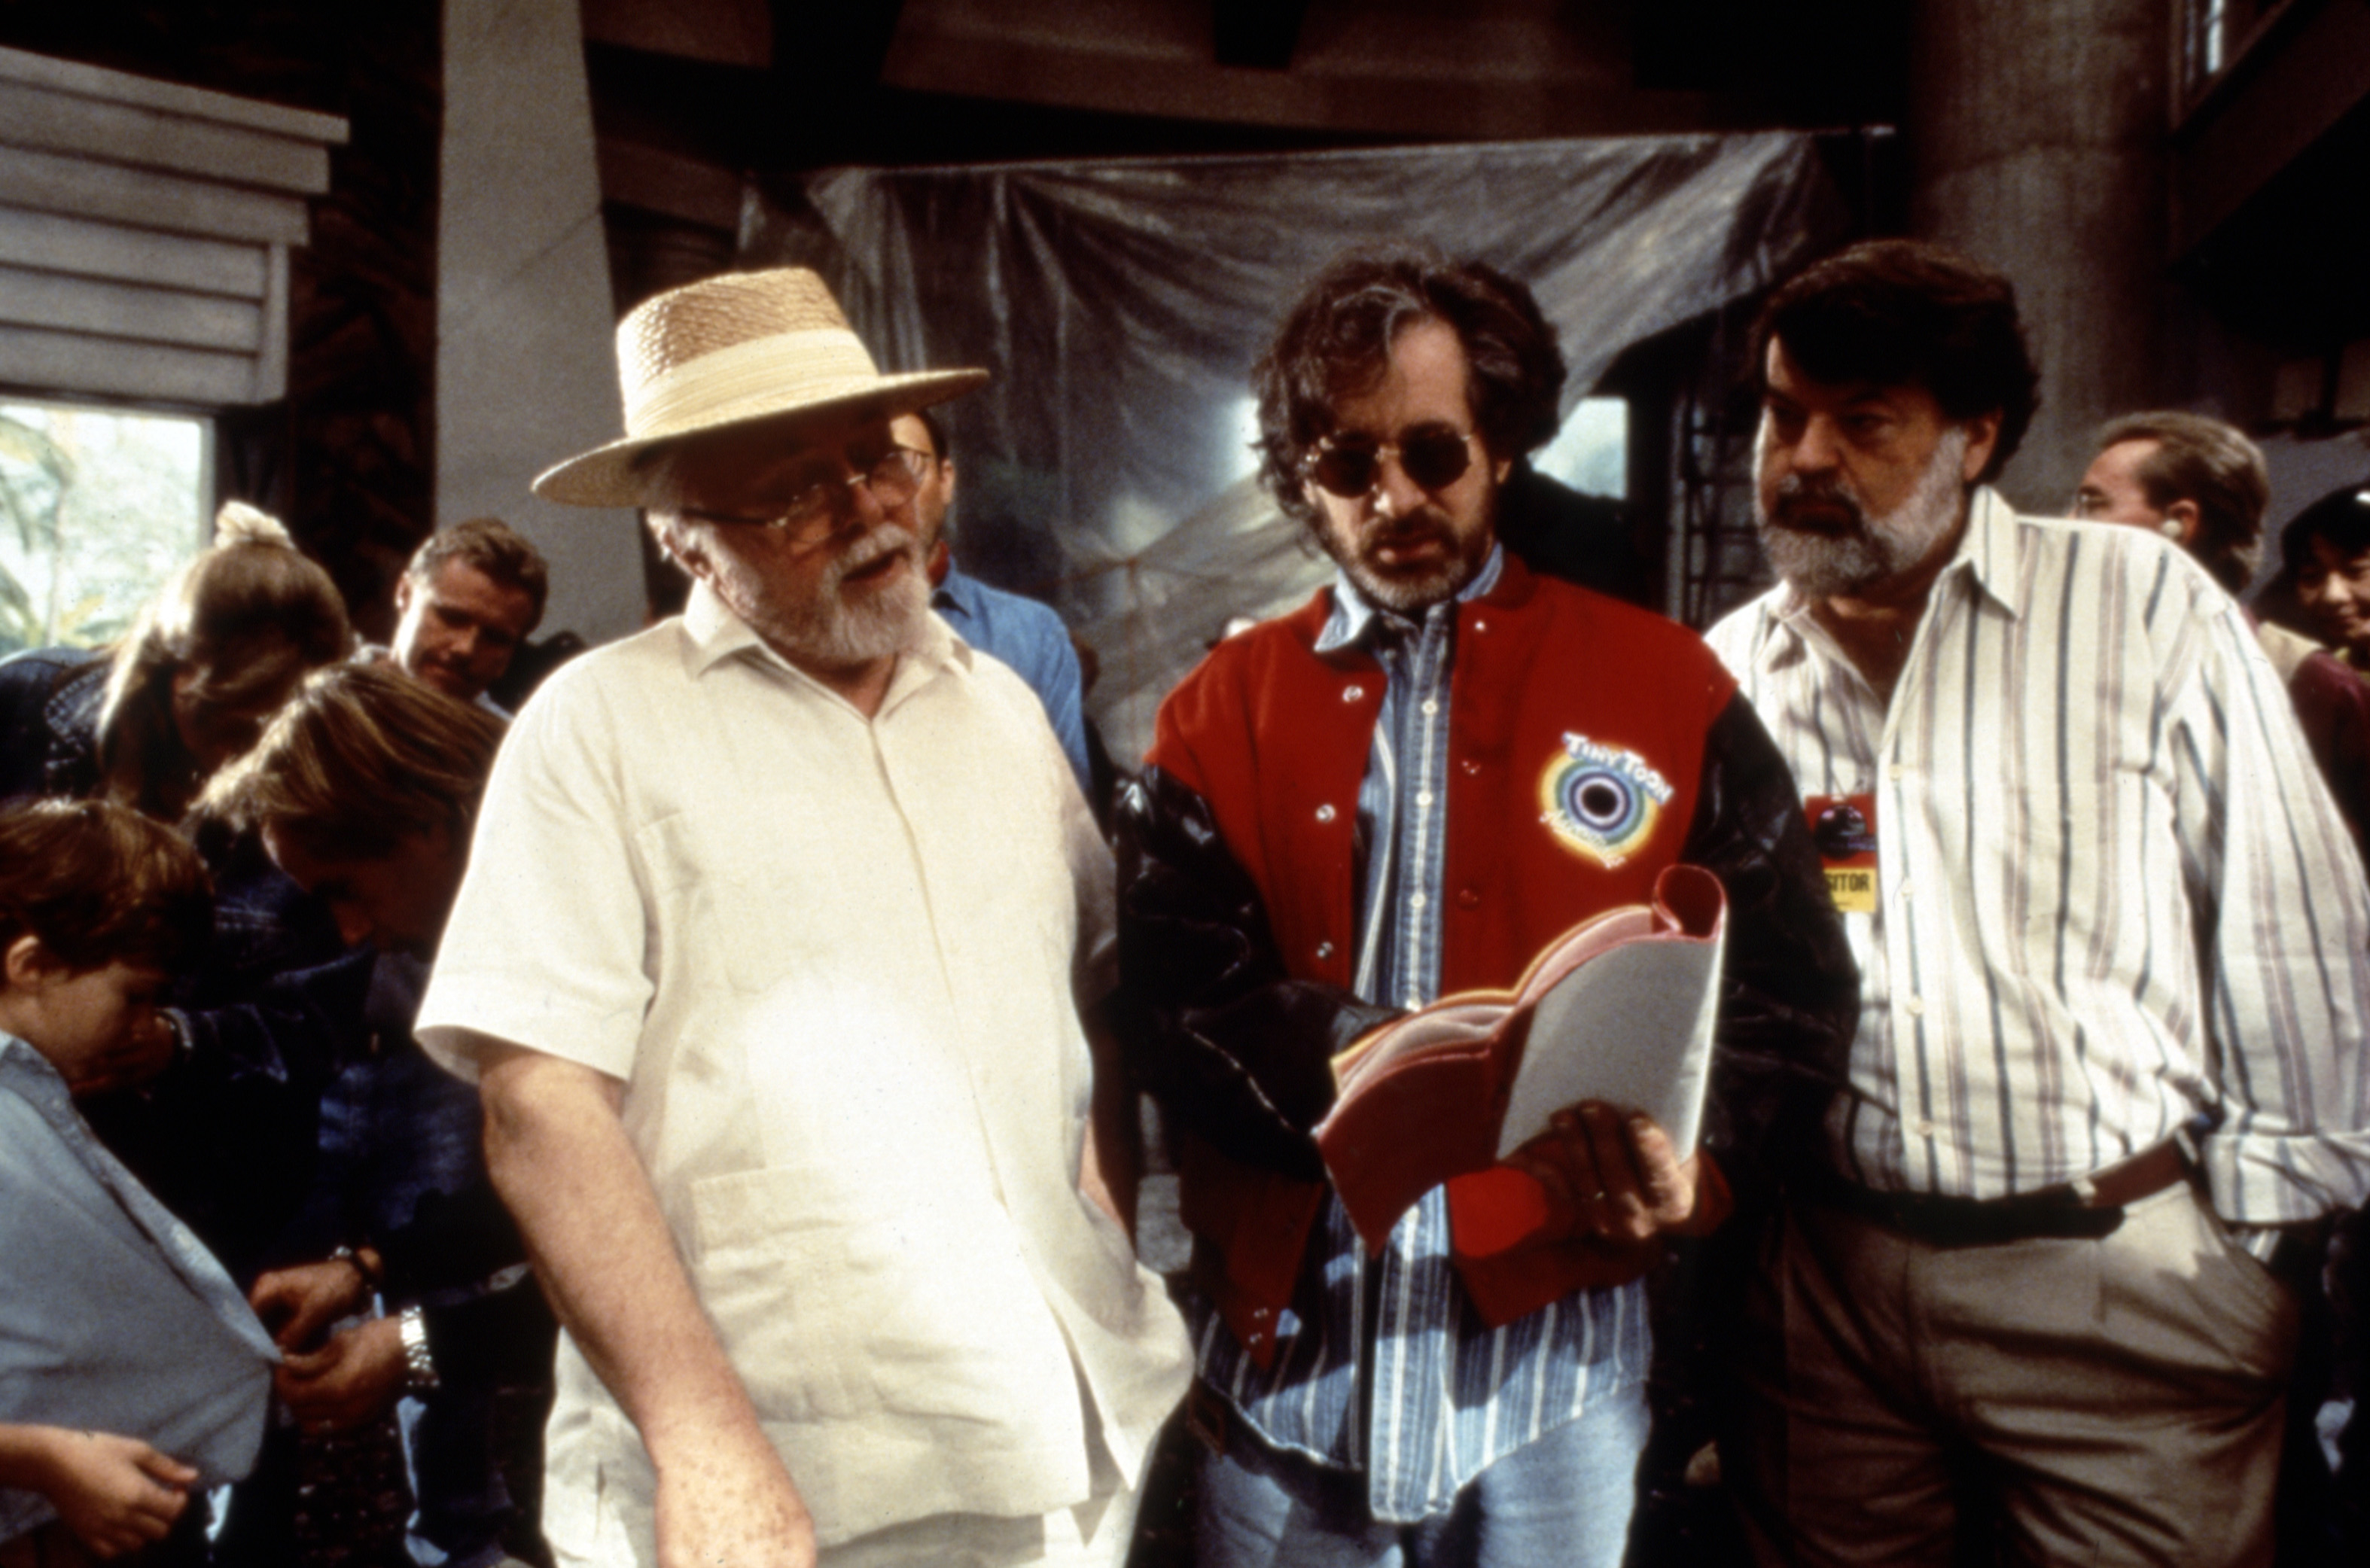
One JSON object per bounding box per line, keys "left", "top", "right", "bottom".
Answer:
{"left": 636, "top": 807, "right": 930, "bottom": 997}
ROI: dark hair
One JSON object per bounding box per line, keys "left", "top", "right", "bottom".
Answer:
{"left": 1753, "top": 239, "right": 2039, "bottom": 483}
{"left": 0, "top": 799, "right": 212, "bottom": 976}
{"left": 200, "top": 662, "right": 504, "bottom": 861}
{"left": 407, "top": 516, "right": 550, "bottom": 632}
{"left": 904, "top": 406, "right": 949, "bottom": 464}
{"left": 2280, "top": 483, "right": 2370, "bottom": 578}
{"left": 1253, "top": 246, "right": 1567, "bottom": 527}
{"left": 2097, "top": 412, "right": 2268, "bottom": 594}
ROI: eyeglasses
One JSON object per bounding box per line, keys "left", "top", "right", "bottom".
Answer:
{"left": 678, "top": 446, "right": 935, "bottom": 547}
{"left": 1301, "top": 428, "right": 1479, "bottom": 499}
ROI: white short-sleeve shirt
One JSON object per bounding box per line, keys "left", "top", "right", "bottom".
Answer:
{"left": 417, "top": 582, "right": 1189, "bottom": 1554}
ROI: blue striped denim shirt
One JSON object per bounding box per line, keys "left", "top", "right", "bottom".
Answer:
{"left": 1187, "top": 546, "right": 1652, "bottom": 1521}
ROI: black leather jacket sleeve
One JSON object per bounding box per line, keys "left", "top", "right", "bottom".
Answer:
{"left": 1679, "top": 693, "right": 1860, "bottom": 1183}
{"left": 1113, "top": 766, "right": 1396, "bottom": 1182}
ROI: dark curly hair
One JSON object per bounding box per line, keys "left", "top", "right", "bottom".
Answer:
{"left": 1752, "top": 239, "right": 2040, "bottom": 484}
{"left": 2280, "top": 483, "right": 2370, "bottom": 577}
{"left": 1252, "top": 247, "right": 1567, "bottom": 528}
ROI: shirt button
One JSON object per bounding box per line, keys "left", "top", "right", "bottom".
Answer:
{"left": 1343, "top": 684, "right": 1365, "bottom": 702}
{"left": 1315, "top": 941, "right": 1336, "bottom": 961}
{"left": 1409, "top": 892, "right": 1428, "bottom": 910}
{"left": 1909, "top": 1117, "right": 1936, "bottom": 1140}
{"left": 1905, "top": 994, "right": 1924, "bottom": 1016}
{"left": 1315, "top": 803, "right": 1336, "bottom": 823}
{"left": 1415, "top": 790, "right": 1434, "bottom": 808}
{"left": 1404, "top": 994, "right": 1423, "bottom": 1009}
{"left": 1459, "top": 758, "right": 1482, "bottom": 776}
{"left": 1421, "top": 699, "right": 1439, "bottom": 716}
{"left": 1898, "top": 879, "right": 1912, "bottom": 903}
{"left": 1472, "top": 618, "right": 1488, "bottom": 633}
{"left": 1888, "top": 763, "right": 1905, "bottom": 781}
{"left": 1456, "top": 887, "right": 1480, "bottom": 909}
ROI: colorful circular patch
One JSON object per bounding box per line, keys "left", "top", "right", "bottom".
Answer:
{"left": 1537, "top": 732, "right": 1672, "bottom": 868}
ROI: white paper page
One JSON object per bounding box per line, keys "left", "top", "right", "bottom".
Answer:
{"left": 1493, "top": 933, "right": 1724, "bottom": 1158}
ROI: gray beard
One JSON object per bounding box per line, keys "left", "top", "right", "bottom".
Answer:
{"left": 1756, "top": 428, "right": 1970, "bottom": 600}
{"left": 760, "top": 523, "right": 930, "bottom": 670}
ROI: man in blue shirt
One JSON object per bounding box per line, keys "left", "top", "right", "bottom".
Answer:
{"left": 893, "top": 410, "right": 1092, "bottom": 793}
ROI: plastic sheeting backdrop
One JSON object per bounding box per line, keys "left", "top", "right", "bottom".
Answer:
{"left": 748, "top": 131, "right": 1848, "bottom": 765}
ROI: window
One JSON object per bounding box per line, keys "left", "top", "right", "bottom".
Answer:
{"left": 2183, "top": 0, "right": 2287, "bottom": 95}
{"left": 1533, "top": 397, "right": 1628, "bottom": 499}
{"left": 0, "top": 399, "right": 210, "bottom": 654}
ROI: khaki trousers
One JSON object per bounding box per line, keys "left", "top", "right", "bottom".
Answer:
{"left": 1728, "top": 1182, "right": 2297, "bottom": 1566}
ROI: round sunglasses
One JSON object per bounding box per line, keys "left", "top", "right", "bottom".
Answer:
{"left": 1301, "top": 428, "right": 1480, "bottom": 499}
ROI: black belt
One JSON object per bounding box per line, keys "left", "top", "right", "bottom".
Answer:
{"left": 1807, "top": 1137, "right": 2192, "bottom": 1247}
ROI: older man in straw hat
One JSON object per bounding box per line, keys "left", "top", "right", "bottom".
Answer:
{"left": 411, "top": 268, "right": 1191, "bottom": 1568}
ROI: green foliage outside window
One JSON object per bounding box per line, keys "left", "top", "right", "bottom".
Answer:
{"left": 0, "top": 403, "right": 206, "bottom": 657}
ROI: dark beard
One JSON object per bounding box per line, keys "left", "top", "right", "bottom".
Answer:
{"left": 1321, "top": 506, "right": 1491, "bottom": 613}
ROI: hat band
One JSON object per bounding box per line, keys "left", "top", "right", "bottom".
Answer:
{"left": 625, "top": 327, "right": 885, "bottom": 440}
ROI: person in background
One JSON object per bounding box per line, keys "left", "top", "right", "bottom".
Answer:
{"left": 1709, "top": 238, "right": 2370, "bottom": 1566}
{"left": 2283, "top": 483, "right": 2370, "bottom": 677}
{"left": 2073, "top": 411, "right": 2370, "bottom": 855}
{"left": 0, "top": 799, "right": 276, "bottom": 1567}
{"left": 2266, "top": 476, "right": 2370, "bottom": 1564}
{"left": 201, "top": 663, "right": 547, "bottom": 1568}
{"left": 1116, "top": 246, "right": 1855, "bottom": 1567}
{"left": 0, "top": 502, "right": 349, "bottom": 821}
{"left": 892, "top": 408, "right": 1093, "bottom": 793}
{"left": 0, "top": 502, "right": 366, "bottom": 1287}
{"left": 381, "top": 518, "right": 548, "bottom": 716}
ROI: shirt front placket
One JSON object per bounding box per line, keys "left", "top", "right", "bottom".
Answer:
{"left": 1364, "top": 602, "right": 1458, "bottom": 1012}
{"left": 1789, "top": 574, "right": 1961, "bottom": 1191}
{"left": 1355, "top": 598, "right": 1464, "bottom": 1508}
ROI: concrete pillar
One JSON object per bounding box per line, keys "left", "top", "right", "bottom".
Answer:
{"left": 1908, "top": 0, "right": 2172, "bottom": 512}
{"left": 438, "top": 0, "right": 640, "bottom": 645}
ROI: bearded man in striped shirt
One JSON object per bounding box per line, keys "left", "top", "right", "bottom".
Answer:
{"left": 1707, "top": 237, "right": 2370, "bottom": 1566}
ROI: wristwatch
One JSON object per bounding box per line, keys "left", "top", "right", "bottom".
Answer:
{"left": 398, "top": 1307, "right": 439, "bottom": 1393}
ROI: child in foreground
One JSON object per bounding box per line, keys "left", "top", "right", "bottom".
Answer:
{"left": 0, "top": 799, "right": 279, "bottom": 1563}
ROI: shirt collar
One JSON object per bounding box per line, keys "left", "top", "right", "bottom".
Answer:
{"left": 1748, "top": 485, "right": 2018, "bottom": 670}
{"left": 1955, "top": 485, "right": 2021, "bottom": 617}
{"left": 1315, "top": 541, "right": 1505, "bottom": 654}
{"left": 931, "top": 562, "right": 984, "bottom": 617}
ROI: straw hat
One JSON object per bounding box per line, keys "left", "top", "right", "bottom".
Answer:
{"left": 533, "top": 267, "right": 988, "bottom": 507}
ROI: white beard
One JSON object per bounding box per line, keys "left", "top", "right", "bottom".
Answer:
{"left": 691, "top": 519, "right": 931, "bottom": 671}
{"left": 1756, "top": 426, "right": 1971, "bottom": 600}
{"left": 772, "top": 523, "right": 929, "bottom": 668}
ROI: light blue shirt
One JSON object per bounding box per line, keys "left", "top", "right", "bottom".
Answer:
{"left": 1187, "top": 547, "right": 1651, "bottom": 1521}
{"left": 934, "top": 566, "right": 1092, "bottom": 793}
{"left": 0, "top": 1035, "right": 277, "bottom": 1541}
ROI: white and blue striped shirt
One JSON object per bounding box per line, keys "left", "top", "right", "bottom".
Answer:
{"left": 1188, "top": 547, "right": 1652, "bottom": 1521}
{"left": 1706, "top": 490, "right": 2370, "bottom": 1225}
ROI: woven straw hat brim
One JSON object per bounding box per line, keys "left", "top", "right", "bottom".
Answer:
{"left": 532, "top": 367, "right": 987, "bottom": 508}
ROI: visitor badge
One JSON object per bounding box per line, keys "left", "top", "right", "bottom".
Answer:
{"left": 1805, "top": 793, "right": 1878, "bottom": 913}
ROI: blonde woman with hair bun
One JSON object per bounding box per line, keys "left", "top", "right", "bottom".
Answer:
{"left": 2, "top": 501, "right": 350, "bottom": 822}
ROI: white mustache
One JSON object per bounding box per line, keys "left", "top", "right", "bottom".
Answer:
{"left": 826, "top": 522, "right": 918, "bottom": 583}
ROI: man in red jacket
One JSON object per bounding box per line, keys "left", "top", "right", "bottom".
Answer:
{"left": 1116, "top": 247, "right": 1857, "bottom": 1567}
